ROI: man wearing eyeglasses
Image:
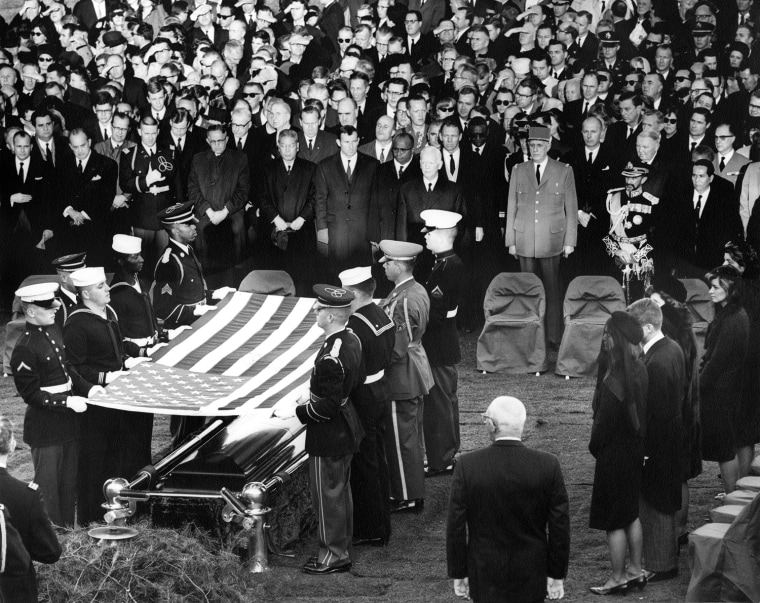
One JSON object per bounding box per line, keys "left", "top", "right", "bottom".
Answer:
{"left": 404, "top": 10, "right": 436, "bottom": 68}
{"left": 713, "top": 123, "right": 749, "bottom": 187}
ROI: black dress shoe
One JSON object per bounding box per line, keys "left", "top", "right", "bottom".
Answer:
{"left": 678, "top": 533, "right": 689, "bottom": 547}
{"left": 351, "top": 536, "right": 385, "bottom": 547}
{"left": 643, "top": 568, "right": 678, "bottom": 583}
{"left": 589, "top": 582, "right": 628, "bottom": 596}
{"left": 425, "top": 460, "right": 457, "bottom": 477}
{"left": 390, "top": 498, "right": 424, "bottom": 513}
{"left": 302, "top": 560, "right": 352, "bottom": 575}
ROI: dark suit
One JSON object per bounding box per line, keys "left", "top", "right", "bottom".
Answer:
{"left": 408, "top": 0, "right": 445, "bottom": 34}
{"left": 72, "top": 0, "right": 115, "bottom": 31}
{"left": 315, "top": 152, "right": 378, "bottom": 275}
{"left": 57, "top": 151, "right": 118, "bottom": 268}
{"left": 317, "top": 0, "right": 345, "bottom": 47}
{"left": 576, "top": 32, "right": 600, "bottom": 67}
{"left": 298, "top": 130, "right": 339, "bottom": 165}
{"left": 396, "top": 177, "right": 465, "bottom": 244}
{"left": 640, "top": 335, "right": 685, "bottom": 573}
{"left": 604, "top": 121, "right": 644, "bottom": 168}
{"left": 31, "top": 136, "right": 68, "bottom": 176}
{"left": 447, "top": 440, "right": 570, "bottom": 603}
{"left": 257, "top": 157, "right": 317, "bottom": 295}
{"left": 370, "top": 158, "right": 421, "bottom": 242}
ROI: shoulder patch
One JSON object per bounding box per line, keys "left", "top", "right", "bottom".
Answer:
{"left": 430, "top": 285, "right": 444, "bottom": 298}
{"left": 122, "top": 147, "right": 131, "bottom": 155}
{"left": 330, "top": 338, "right": 342, "bottom": 357}
{"left": 28, "top": 482, "right": 39, "bottom": 491}
{"left": 161, "top": 248, "right": 172, "bottom": 264}
{"left": 642, "top": 191, "right": 659, "bottom": 204}
{"left": 161, "top": 284, "right": 172, "bottom": 296}
{"left": 15, "top": 361, "right": 32, "bottom": 373}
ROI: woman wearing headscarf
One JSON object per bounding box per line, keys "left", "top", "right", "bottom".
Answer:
{"left": 700, "top": 265, "right": 750, "bottom": 495}
{"left": 589, "top": 311, "right": 649, "bottom": 596}
{"left": 723, "top": 241, "right": 760, "bottom": 479}
{"left": 647, "top": 273, "right": 700, "bottom": 546}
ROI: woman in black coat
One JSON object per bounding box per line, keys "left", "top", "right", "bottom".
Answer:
{"left": 700, "top": 265, "right": 750, "bottom": 495}
{"left": 588, "top": 312, "right": 649, "bottom": 596}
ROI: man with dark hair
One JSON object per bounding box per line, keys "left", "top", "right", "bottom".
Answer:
{"left": 339, "top": 266, "right": 395, "bottom": 547}
{"left": 30, "top": 109, "right": 68, "bottom": 174}
{"left": 604, "top": 92, "right": 645, "bottom": 162}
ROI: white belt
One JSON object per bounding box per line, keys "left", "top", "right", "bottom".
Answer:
{"left": 364, "top": 370, "right": 385, "bottom": 384}
{"left": 124, "top": 336, "right": 155, "bottom": 346}
{"left": 40, "top": 380, "right": 72, "bottom": 394}
{"left": 446, "top": 307, "right": 458, "bottom": 318}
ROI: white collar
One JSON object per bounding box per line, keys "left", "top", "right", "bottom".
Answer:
{"left": 423, "top": 176, "right": 438, "bottom": 189}
{"left": 393, "top": 276, "right": 415, "bottom": 289}
{"left": 533, "top": 157, "right": 549, "bottom": 171}
{"left": 495, "top": 436, "right": 521, "bottom": 441}
{"left": 171, "top": 238, "right": 190, "bottom": 252}
{"left": 642, "top": 331, "right": 664, "bottom": 355}
{"left": 719, "top": 149, "right": 734, "bottom": 162}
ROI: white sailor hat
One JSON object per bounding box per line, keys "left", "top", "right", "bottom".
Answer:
{"left": 70, "top": 267, "right": 107, "bottom": 288}
{"left": 339, "top": 266, "right": 373, "bottom": 287}
{"left": 421, "top": 209, "right": 462, "bottom": 232}
{"left": 112, "top": 234, "right": 142, "bottom": 255}
{"left": 190, "top": 3, "right": 213, "bottom": 20}
{"left": 378, "top": 240, "right": 424, "bottom": 263}
{"left": 16, "top": 283, "right": 61, "bottom": 308}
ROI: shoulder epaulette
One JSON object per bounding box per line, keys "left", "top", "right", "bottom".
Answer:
{"left": 642, "top": 191, "right": 659, "bottom": 204}
{"left": 329, "top": 338, "right": 342, "bottom": 357}
{"left": 28, "top": 481, "right": 39, "bottom": 491}
{"left": 160, "top": 248, "right": 172, "bottom": 264}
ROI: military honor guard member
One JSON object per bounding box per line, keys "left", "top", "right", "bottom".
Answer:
{"left": 379, "top": 241, "right": 434, "bottom": 513}
{"left": 64, "top": 267, "right": 148, "bottom": 525}
{"left": 151, "top": 202, "right": 235, "bottom": 446}
{"left": 274, "top": 285, "right": 365, "bottom": 575}
{"left": 339, "top": 266, "right": 395, "bottom": 547}
{"left": 0, "top": 417, "right": 62, "bottom": 603}
{"left": 419, "top": 210, "right": 465, "bottom": 476}
{"left": 10, "top": 283, "right": 102, "bottom": 527}
{"left": 603, "top": 162, "right": 658, "bottom": 303}
{"left": 51, "top": 252, "right": 87, "bottom": 329}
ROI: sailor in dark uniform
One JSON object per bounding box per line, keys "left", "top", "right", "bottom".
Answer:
{"left": 603, "top": 162, "right": 658, "bottom": 303}
{"left": 419, "top": 210, "right": 465, "bottom": 476}
{"left": 0, "top": 416, "right": 62, "bottom": 603}
{"left": 151, "top": 201, "right": 234, "bottom": 329}
{"left": 151, "top": 202, "right": 235, "bottom": 446}
{"left": 51, "top": 252, "right": 87, "bottom": 330}
{"left": 10, "top": 282, "right": 101, "bottom": 527}
{"left": 64, "top": 267, "right": 149, "bottom": 525}
{"left": 274, "top": 285, "right": 364, "bottom": 575}
{"left": 339, "top": 266, "right": 395, "bottom": 547}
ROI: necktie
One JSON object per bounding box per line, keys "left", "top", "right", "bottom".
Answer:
{"left": 77, "top": 160, "right": 83, "bottom": 174}
{"left": 449, "top": 153, "right": 455, "bottom": 176}
{"left": 627, "top": 127, "right": 633, "bottom": 139}
{"left": 398, "top": 166, "right": 403, "bottom": 179}
{"left": 535, "top": 164, "right": 541, "bottom": 185}
{"left": 308, "top": 138, "right": 313, "bottom": 151}
{"left": 690, "top": 141, "right": 696, "bottom": 153}
{"left": 695, "top": 194, "right": 702, "bottom": 219}
{"left": 719, "top": 156, "right": 726, "bottom": 172}
{"left": 379, "top": 147, "right": 386, "bottom": 163}
{"left": 177, "top": 138, "right": 183, "bottom": 153}
{"left": 286, "top": 164, "right": 291, "bottom": 174}
{"left": 45, "top": 143, "right": 52, "bottom": 163}
{"left": 346, "top": 160, "right": 352, "bottom": 181}
{"left": 237, "top": 138, "right": 243, "bottom": 150}
{"left": 18, "top": 162, "right": 24, "bottom": 183}
{"left": 601, "top": 0, "right": 606, "bottom": 12}
{"left": 588, "top": 151, "right": 593, "bottom": 165}
{"left": 428, "top": 182, "right": 432, "bottom": 192}
{"left": 583, "top": 101, "right": 589, "bottom": 115}
{"left": 103, "top": 127, "right": 109, "bottom": 140}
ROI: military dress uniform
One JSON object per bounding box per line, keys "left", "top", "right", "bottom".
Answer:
{"left": 379, "top": 242, "right": 434, "bottom": 508}
{"left": 152, "top": 239, "right": 210, "bottom": 329}
{"left": 340, "top": 267, "right": 395, "bottom": 545}
{"left": 0, "top": 468, "right": 62, "bottom": 603}
{"left": 295, "top": 286, "right": 364, "bottom": 572}
{"left": 420, "top": 211, "right": 465, "bottom": 474}
{"left": 64, "top": 301, "right": 134, "bottom": 526}
{"left": 0, "top": 503, "right": 33, "bottom": 602}
{"left": 11, "top": 283, "right": 95, "bottom": 528}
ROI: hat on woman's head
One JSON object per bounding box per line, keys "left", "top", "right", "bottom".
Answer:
{"left": 608, "top": 311, "right": 644, "bottom": 345}
{"left": 651, "top": 272, "right": 687, "bottom": 303}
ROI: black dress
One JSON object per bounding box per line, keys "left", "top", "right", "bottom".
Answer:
{"left": 699, "top": 302, "right": 750, "bottom": 463}
{"left": 589, "top": 361, "right": 649, "bottom": 531}
{"left": 737, "top": 277, "right": 760, "bottom": 447}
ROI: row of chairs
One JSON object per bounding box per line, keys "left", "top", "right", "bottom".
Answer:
{"left": 476, "top": 274, "right": 714, "bottom": 376}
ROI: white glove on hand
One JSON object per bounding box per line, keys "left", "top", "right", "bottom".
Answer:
{"left": 193, "top": 304, "right": 217, "bottom": 316}
{"left": 124, "top": 357, "right": 151, "bottom": 369}
{"left": 167, "top": 326, "right": 192, "bottom": 340}
{"left": 66, "top": 396, "right": 88, "bottom": 412}
{"left": 272, "top": 406, "right": 296, "bottom": 419}
{"left": 105, "top": 370, "right": 127, "bottom": 384}
{"left": 88, "top": 386, "right": 106, "bottom": 398}
{"left": 273, "top": 216, "right": 288, "bottom": 231}
{"left": 212, "top": 286, "right": 236, "bottom": 300}
{"left": 146, "top": 343, "right": 168, "bottom": 356}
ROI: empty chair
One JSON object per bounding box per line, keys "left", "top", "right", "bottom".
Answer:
{"left": 679, "top": 279, "right": 714, "bottom": 359}
{"left": 736, "top": 476, "right": 760, "bottom": 492}
{"left": 477, "top": 273, "right": 547, "bottom": 373}
{"left": 710, "top": 505, "right": 745, "bottom": 524}
{"left": 238, "top": 270, "right": 296, "bottom": 296}
{"left": 751, "top": 456, "right": 760, "bottom": 477}
{"left": 724, "top": 490, "right": 757, "bottom": 506}
{"left": 555, "top": 276, "right": 626, "bottom": 377}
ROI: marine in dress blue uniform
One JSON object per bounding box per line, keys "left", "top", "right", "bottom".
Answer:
{"left": 420, "top": 211, "right": 465, "bottom": 475}
{"left": 10, "top": 283, "right": 96, "bottom": 527}
{"left": 339, "top": 267, "right": 395, "bottom": 546}
{"left": 276, "top": 285, "right": 364, "bottom": 574}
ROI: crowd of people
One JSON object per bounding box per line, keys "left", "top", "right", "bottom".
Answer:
{"left": 0, "top": 0, "right": 759, "bottom": 598}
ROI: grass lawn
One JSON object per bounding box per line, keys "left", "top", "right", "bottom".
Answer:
{"left": 0, "top": 318, "right": 728, "bottom": 602}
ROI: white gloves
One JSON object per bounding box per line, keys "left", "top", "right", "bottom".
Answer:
{"left": 105, "top": 371, "right": 127, "bottom": 384}
{"left": 167, "top": 326, "right": 192, "bottom": 340}
{"left": 66, "top": 396, "right": 88, "bottom": 412}
{"left": 193, "top": 304, "right": 217, "bottom": 316}
{"left": 124, "top": 357, "right": 151, "bottom": 370}
{"left": 88, "top": 386, "right": 106, "bottom": 398}
{"left": 212, "top": 287, "right": 236, "bottom": 300}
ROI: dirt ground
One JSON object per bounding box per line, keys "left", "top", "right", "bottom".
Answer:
{"left": 0, "top": 324, "right": 729, "bottom": 602}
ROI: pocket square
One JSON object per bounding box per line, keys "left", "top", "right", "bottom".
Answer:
{"left": 34, "top": 176, "right": 43, "bottom": 180}
{"left": 602, "top": 166, "right": 610, "bottom": 171}
{"left": 92, "top": 174, "right": 102, "bottom": 181}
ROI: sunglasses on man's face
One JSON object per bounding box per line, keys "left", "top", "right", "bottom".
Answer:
{"left": 494, "top": 100, "right": 511, "bottom": 105}
{"left": 664, "top": 117, "right": 678, "bottom": 124}
{"left": 338, "top": 38, "right": 352, "bottom": 43}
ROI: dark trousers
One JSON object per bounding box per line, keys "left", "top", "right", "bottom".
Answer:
{"left": 0, "top": 565, "right": 37, "bottom": 603}
{"left": 309, "top": 454, "right": 353, "bottom": 566}
{"left": 385, "top": 397, "right": 425, "bottom": 501}
{"left": 350, "top": 399, "right": 391, "bottom": 543}
{"left": 31, "top": 441, "right": 78, "bottom": 527}
{"left": 422, "top": 365, "right": 459, "bottom": 472}
{"left": 520, "top": 254, "right": 563, "bottom": 345}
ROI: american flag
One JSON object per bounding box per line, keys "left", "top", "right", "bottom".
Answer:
{"left": 88, "top": 293, "right": 321, "bottom": 415}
